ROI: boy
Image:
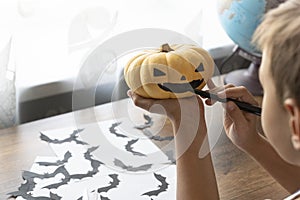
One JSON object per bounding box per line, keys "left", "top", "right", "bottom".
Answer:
{"left": 128, "top": 0, "right": 300, "bottom": 199}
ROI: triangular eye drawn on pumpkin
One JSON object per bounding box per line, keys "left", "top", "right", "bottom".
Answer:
{"left": 153, "top": 68, "right": 166, "bottom": 77}
{"left": 180, "top": 75, "right": 186, "bottom": 80}
{"left": 195, "top": 63, "right": 204, "bottom": 72}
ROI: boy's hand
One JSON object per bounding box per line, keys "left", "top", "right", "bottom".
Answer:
{"left": 216, "top": 85, "right": 260, "bottom": 152}
{"left": 127, "top": 78, "right": 216, "bottom": 124}
{"left": 127, "top": 90, "right": 205, "bottom": 126}
{"left": 128, "top": 89, "right": 211, "bottom": 161}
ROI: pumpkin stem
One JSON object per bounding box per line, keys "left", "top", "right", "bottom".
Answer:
{"left": 161, "top": 43, "right": 174, "bottom": 52}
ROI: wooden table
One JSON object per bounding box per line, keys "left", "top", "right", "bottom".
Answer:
{"left": 0, "top": 98, "right": 288, "bottom": 199}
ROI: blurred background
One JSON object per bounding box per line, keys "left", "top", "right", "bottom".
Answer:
{"left": 0, "top": 0, "right": 241, "bottom": 128}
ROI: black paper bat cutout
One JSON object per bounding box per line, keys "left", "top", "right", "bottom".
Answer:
{"left": 20, "top": 165, "right": 71, "bottom": 190}
{"left": 77, "top": 174, "right": 118, "bottom": 200}
{"left": 100, "top": 196, "right": 111, "bottom": 200}
{"left": 43, "top": 176, "right": 70, "bottom": 189}
{"left": 109, "top": 122, "right": 128, "bottom": 138}
{"left": 49, "top": 192, "right": 62, "bottom": 200}
{"left": 142, "top": 173, "right": 169, "bottom": 197}
{"left": 18, "top": 180, "right": 35, "bottom": 194}
{"left": 8, "top": 171, "right": 62, "bottom": 200}
{"left": 78, "top": 174, "right": 118, "bottom": 200}
{"left": 134, "top": 114, "right": 153, "bottom": 130}
{"left": 97, "top": 174, "right": 120, "bottom": 193}
{"left": 114, "top": 158, "right": 152, "bottom": 172}
{"left": 36, "top": 151, "right": 72, "bottom": 166}
{"left": 22, "top": 165, "right": 70, "bottom": 180}
{"left": 68, "top": 146, "right": 103, "bottom": 181}
{"left": 13, "top": 145, "right": 102, "bottom": 193}
{"left": 142, "top": 129, "right": 174, "bottom": 141}
{"left": 8, "top": 166, "right": 65, "bottom": 199}
{"left": 8, "top": 180, "right": 36, "bottom": 198}
{"left": 165, "top": 150, "right": 176, "bottom": 164}
{"left": 77, "top": 193, "right": 111, "bottom": 200}
{"left": 125, "top": 139, "right": 146, "bottom": 157}
{"left": 78, "top": 196, "right": 110, "bottom": 200}
{"left": 40, "top": 128, "right": 88, "bottom": 145}
{"left": 9, "top": 143, "right": 103, "bottom": 198}
{"left": 84, "top": 146, "right": 103, "bottom": 173}
{"left": 44, "top": 146, "right": 103, "bottom": 189}
{"left": 9, "top": 191, "right": 62, "bottom": 200}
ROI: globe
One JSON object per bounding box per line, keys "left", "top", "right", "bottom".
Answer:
{"left": 217, "top": 0, "right": 285, "bottom": 56}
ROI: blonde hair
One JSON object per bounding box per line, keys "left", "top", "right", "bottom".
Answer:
{"left": 253, "top": 0, "right": 300, "bottom": 105}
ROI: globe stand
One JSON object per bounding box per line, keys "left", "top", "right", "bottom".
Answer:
{"left": 224, "top": 47, "right": 263, "bottom": 96}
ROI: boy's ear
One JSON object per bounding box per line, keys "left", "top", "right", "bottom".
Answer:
{"left": 284, "top": 98, "right": 300, "bottom": 150}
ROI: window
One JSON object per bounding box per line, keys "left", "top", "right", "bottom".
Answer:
{"left": 0, "top": 0, "right": 232, "bottom": 102}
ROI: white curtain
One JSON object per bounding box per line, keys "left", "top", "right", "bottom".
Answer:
{"left": 0, "top": 37, "right": 16, "bottom": 129}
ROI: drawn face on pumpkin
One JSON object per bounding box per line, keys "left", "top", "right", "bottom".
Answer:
{"left": 124, "top": 44, "right": 214, "bottom": 99}
{"left": 140, "top": 52, "right": 212, "bottom": 98}
{"left": 154, "top": 62, "right": 206, "bottom": 93}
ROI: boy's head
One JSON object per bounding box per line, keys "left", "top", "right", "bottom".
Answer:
{"left": 253, "top": 0, "right": 300, "bottom": 166}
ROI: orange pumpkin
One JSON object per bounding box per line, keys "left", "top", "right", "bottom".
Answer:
{"left": 124, "top": 43, "right": 214, "bottom": 99}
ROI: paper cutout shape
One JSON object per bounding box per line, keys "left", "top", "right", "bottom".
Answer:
{"left": 40, "top": 129, "right": 88, "bottom": 145}
{"left": 97, "top": 174, "right": 120, "bottom": 193}
{"left": 125, "top": 139, "right": 146, "bottom": 157}
{"left": 134, "top": 114, "right": 153, "bottom": 130}
{"left": 113, "top": 158, "right": 152, "bottom": 172}
{"left": 11, "top": 113, "right": 177, "bottom": 199}
{"left": 109, "top": 122, "right": 128, "bottom": 138}
{"left": 142, "top": 129, "right": 174, "bottom": 142}
{"left": 36, "top": 151, "right": 72, "bottom": 166}
{"left": 94, "top": 118, "right": 172, "bottom": 169}
{"left": 165, "top": 150, "right": 176, "bottom": 164}
{"left": 10, "top": 145, "right": 104, "bottom": 200}
{"left": 99, "top": 196, "right": 110, "bottom": 200}
{"left": 10, "top": 191, "right": 62, "bottom": 200}
{"left": 142, "top": 173, "right": 169, "bottom": 197}
{"left": 8, "top": 173, "right": 62, "bottom": 200}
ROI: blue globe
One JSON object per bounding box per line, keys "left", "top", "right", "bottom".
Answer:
{"left": 217, "top": 0, "right": 284, "bottom": 56}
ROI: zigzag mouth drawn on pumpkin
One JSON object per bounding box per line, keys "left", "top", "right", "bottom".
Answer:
{"left": 158, "top": 79, "right": 204, "bottom": 93}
